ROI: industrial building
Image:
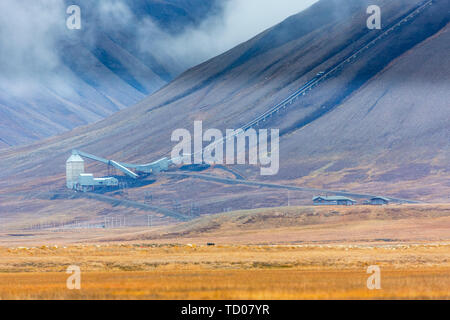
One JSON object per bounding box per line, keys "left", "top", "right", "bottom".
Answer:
{"left": 76, "top": 174, "right": 118, "bottom": 192}
{"left": 313, "top": 196, "right": 356, "bottom": 206}
{"left": 66, "top": 152, "right": 118, "bottom": 192}
{"left": 370, "top": 196, "right": 390, "bottom": 205}
{"left": 66, "top": 153, "right": 85, "bottom": 189}
{"left": 66, "top": 149, "right": 171, "bottom": 192}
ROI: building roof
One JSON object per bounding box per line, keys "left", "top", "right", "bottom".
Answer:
{"left": 94, "top": 177, "right": 117, "bottom": 181}
{"left": 370, "top": 196, "right": 390, "bottom": 202}
{"left": 313, "top": 196, "right": 356, "bottom": 202}
{"left": 66, "top": 154, "right": 84, "bottom": 163}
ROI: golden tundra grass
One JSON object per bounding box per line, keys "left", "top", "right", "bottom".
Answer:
{"left": 0, "top": 244, "right": 448, "bottom": 299}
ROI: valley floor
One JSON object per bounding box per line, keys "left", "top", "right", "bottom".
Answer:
{"left": 0, "top": 204, "right": 448, "bottom": 299}
{"left": 0, "top": 244, "right": 448, "bottom": 299}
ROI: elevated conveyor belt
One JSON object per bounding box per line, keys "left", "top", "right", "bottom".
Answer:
{"left": 110, "top": 160, "right": 139, "bottom": 179}
{"left": 72, "top": 150, "right": 170, "bottom": 178}
{"left": 73, "top": 150, "right": 139, "bottom": 179}
{"left": 169, "top": 0, "right": 434, "bottom": 164}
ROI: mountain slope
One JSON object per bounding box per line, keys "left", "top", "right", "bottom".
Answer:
{"left": 277, "top": 20, "right": 450, "bottom": 200}
{"left": 0, "top": 0, "right": 448, "bottom": 215}
{"left": 0, "top": 0, "right": 220, "bottom": 147}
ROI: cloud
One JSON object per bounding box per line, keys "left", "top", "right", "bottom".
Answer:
{"left": 139, "top": 0, "right": 319, "bottom": 67}
{"left": 0, "top": 0, "right": 318, "bottom": 95}
{"left": 0, "top": 0, "right": 66, "bottom": 95}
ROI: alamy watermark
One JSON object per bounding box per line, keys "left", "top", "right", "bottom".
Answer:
{"left": 66, "top": 5, "right": 82, "bottom": 30}
{"left": 171, "top": 121, "right": 279, "bottom": 176}
{"left": 366, "top": 265, "right": 382, "bottom": 290}
{"left": 367, "top": 5, "right": 381, "bottom": 30}
{"left": 66, "top": 265, "right": 81, "bottom": 290}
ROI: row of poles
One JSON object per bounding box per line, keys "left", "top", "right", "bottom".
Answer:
{"left": 0, "top": 215, "right": 161, "bottom": 232}
{"left": 1, "top": 190, "right": 297, "bottom": 231}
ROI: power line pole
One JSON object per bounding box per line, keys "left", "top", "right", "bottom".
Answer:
{"left": 146, "top": 215, "right": 154, "bottom": 228}
{"left": 288, "top": 190, "right": 291, "bottom": 207}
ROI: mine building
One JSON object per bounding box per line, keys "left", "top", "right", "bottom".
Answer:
{"left": 370, "top": 196, "right": 390, "bottom": 205}
{"left": 313, "top": 196, "right": 356, "bottom": 206}
{"left": 75, "top": 174, "right": 118, "bottom": 192}
{"left": 66, "top": 153, "right": 85, "bottom": 189}
{"left": 66, "top": 153, "right": 118, "bottom": 192}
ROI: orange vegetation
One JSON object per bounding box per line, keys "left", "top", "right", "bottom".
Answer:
{"left": 0, "top": 244, "right": 448, "bottom": 299}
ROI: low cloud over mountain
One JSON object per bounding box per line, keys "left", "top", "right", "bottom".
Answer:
{"left": 0, "top": 0, "right": 316, "bottom": 147}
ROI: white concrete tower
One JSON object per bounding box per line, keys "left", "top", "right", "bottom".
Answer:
{"left": 66, "top": 153, "right": 85, "bottom": 189}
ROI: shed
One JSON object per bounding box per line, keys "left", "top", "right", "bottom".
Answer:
{"left": 370, "top": 196, "right": 390, "bottom": 205}
{"left": 76, "top": 173, "right": 118, "bottom": 192}
{"left": 313, "top": 196, "right": 356, "bottom": 206}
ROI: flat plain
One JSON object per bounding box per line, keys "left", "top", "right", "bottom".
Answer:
{"left": 0, "top": 204, "right": 448, "bottom": 299}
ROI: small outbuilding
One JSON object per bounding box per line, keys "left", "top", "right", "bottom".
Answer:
{"left": 313, "top": 196, "right": 356, "bottom": 206}
{"left": 370, "top": 196, "right": 390, "bottom": 205}
{"left": 75, "top": 173, "right": 119, "bottom": 192}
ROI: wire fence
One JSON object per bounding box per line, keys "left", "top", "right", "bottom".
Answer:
{"left": 0, "top": 215, "right": 175, "bottom": 232}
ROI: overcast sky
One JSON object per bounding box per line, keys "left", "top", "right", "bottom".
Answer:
{"left": 160, "top": 0, "right": 319, "bottom": 66}
{"left": 0, "top": 0, "right": 318, "bottom": 93}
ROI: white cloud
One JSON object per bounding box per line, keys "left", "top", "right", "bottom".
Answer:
{"left": 0, "top": 0, "right": 66, "bottom": 94}
{"left": 0, "top": 0, "right": 318, "bottom": 94}
{"left": 141, "top": 0, "right": 319, "bottom": 67}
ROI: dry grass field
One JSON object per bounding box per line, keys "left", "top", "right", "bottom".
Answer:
{"left": 0, "top": 268, "right": 449, "bottom": 300}
{"left": 0, "top": 204, "right": 449, "bottom": 299}
{"left": 0, "top": 243, "right": 449, "bottom": 299}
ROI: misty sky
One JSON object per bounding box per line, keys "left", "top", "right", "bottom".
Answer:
{"left": 0, "top": 0, "right": 318, "bottom": 93}
{"left": 158, "top": 0, "right": 320, "bottom": 66}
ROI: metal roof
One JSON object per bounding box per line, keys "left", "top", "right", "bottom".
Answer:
{"left": 370, "top": 196, "right": 390, "bottom": 201}
{"left": 66, "top": 154, "right": 84, "bottom": 163}
{"left": 313, "top": 196, "right": 356, "bottom": 202}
